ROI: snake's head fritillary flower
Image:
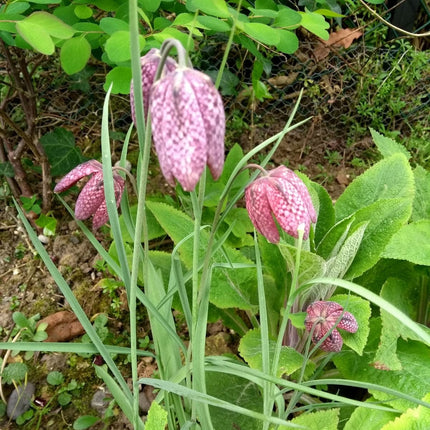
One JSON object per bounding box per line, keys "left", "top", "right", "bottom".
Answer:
{"left": 305, "top": 301, "right": 358, "bottom": 352}
{"left": 54, "top": 160, "right": 125, "bottom": 230}
{"left": 150, "top": 68, "right": 225, "bottom": 192}
{"left": 245, "top": 166, "right": 317, "bottom": 243}
{"left": 130, "top": 48, "right": 178, "bottom": 122}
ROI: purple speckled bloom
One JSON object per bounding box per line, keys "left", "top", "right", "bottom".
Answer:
{"left": 54, "top": 160, "right": 125, "bottom": 230}
{"left": 245, "top": 166, "right": 317, "bottom": 243}
{"left": 305, "top": 301, "right": 358, "bottom": 352}
{"left": 130, "top": 49, "right": 178, "bottom": 123}
{"left": 150, "top": 68, "right": 225, "bottom": 192}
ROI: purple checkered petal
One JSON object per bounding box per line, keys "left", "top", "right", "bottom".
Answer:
{"left": 151, "top": 69, "right": 210, "bottom": 191}
{"left": 54, "top": 160, "right": 102, "bottom": 193}
{"left": 318, "top": 329, "right": 343, "bottom": 352}
{"left": 185, "top": 69, "right": 225, "bottom": 180}
{"left": 245, "top": 180, "right": 280, "bottom": 243}
{"left": 74, "top": 171, "right": 105, "bottom": 220}
{"left": 337, "top": 311, "right": 359, "bottom": 333}
{"left": 271, "top": 166, "right": 317, "bottom": 223}
{"left": 130, "top": 49, "right": 177, "bottom": 123}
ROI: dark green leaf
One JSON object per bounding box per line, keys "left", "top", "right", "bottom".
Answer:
{"left": 47, "top": 371, "right": 64, "bottom": 386}
{"left": 0, "top": 162, "right": 14, "bottom": 177}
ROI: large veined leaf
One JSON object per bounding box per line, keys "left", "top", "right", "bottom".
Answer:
{"left": 146, "top": 401, "right": 168, "bottom": 430}
{"left": 412, "top": 166, "right": 430, "bottom": 221}
{"left": 383, "top": 220, "right": 430, "bottom": 265}
{"left": 335, "top": 153, "right": 414, "bottom": 222}
{"left": 299, "top": 10, "right": 329, "bottom": 40}
{"left": 289, "top": 408, "right": 339, "bottom": 430}
{"left": 146, "top": 201, "right": 258, "bottom": 310}
{"left": 370, "top": 128, "right": 411, "bottom": 160}
{"left": 333, "top": 318, "right": 430, "bottom": 411}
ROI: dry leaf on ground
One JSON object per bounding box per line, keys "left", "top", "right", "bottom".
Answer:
{"left": 314, "top": 28, "right": 363, "bottom": 61}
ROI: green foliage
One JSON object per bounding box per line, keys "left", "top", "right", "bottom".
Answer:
{"left": 289, "top": 408, "right": 340, "bottom": 430}
{"left": 1, "top": 362, "right": 28, "bottom": 384}
{"left": 146, "top": 402, "right": 168, "bottom": 430}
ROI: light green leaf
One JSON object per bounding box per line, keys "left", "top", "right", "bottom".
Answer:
{"left": 206, "top": 373, "right": 262, "bottom": 430}
{"left": 239, "top": 328, "right": 314, "bottom": 378}
{"left": 60, "top": 37, "right": 91, "bottom": 75}
{"left": 27, "top": 0, "right": 61, "bottom": 4}
{"left": 335, "top": 153, "right": 414, "bottom": 221}
{"left": 1, "top": 362, "right": 28, "bottom": 384}
{"left": 332, "top": 294, "right": 371, "bottom": 355}
{"left": 153, "top": 27, "right": 190, "bottom": 50}
{"left": 289, "top": 408, "right": 339, "bottom": 430}
{"left": 314, "top": 9, "right": 345, "bottom": 17}
{"left": 256, "top": 0, "right": 277, "bottom": 9}
{"left": 383, "top": 220, "right": 430, "bottom": 265}
{"left": 299, "top": 10, "right": 330, "bottom": 40}
{"left": 333, "top": 318, "right": 430, "bottom": 411}
{"left": 140, "top": 0, "right": 161, "bottom": 13}
{"left": 370, "top": 128, "right": 411, "bottom": 160}
{"left": 243, "top": 22, "right": 280, "bottom": 46}
{"left": 99, "top": 17, "right": 129, "bottom": 34}
{"left": 22, "top": 11, "right": 74, "bottom": 39}
{"left": 74, "top": 5, "right": 93, "bottom": 19}
{"left": 146, "top": 201, "right": 258, "bottom": 310}
{"left": 47, "top": 370, "right": 64, "bottom": 386}
{"left": 197, "top": 15, "right": 231, "bottom": 32}
{"left": 373, "top": 278, "right": 425, "bottom": 371}
{"left": 16, "top": 21, "right": 54, "bottom": 54}
{"left": 412, "top": 166, "right": 430, "bottom": 221}
{"left": 146, "top": 401, "right": 168, "bottom": 430}
{"left": 104, "top": 66, "right": 132, "bottom": 94}
{"left": 73, "top": 415, "right": 100, "bottom": 430}
{"left": 381, "top": 393, "right": 430, "bottom": 429}
{"left": 187, "top": 0, "right": 230, "bottom": 18}
{"left": 273, "top": 7, "right": 301, "bottom": 28}
{"left": 277, "top": 29, "right": 299, "bottom": 54}
{"left": 344, "top": 396, "right": 398, "bottom": 430}
{"left": 105, "top": 31, "right": 145, "bottom": 63}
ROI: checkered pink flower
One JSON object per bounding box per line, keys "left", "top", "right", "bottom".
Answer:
{"left": 130, "top": 48, "right": 178, "bottom": 122}
{"left": 54, "top": 160, "right": 125, "bottom": 230}
{"left": 150, "top": 68, "right": 225, "bottom": 192}
{"left": 245, "top": 166, "right": 317, "bottom": 243}
{"left": 305, "top": 301, "right": 358, "bottom": 352}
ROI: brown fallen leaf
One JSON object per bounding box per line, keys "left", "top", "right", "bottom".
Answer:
{"left": 38, "top": 311, "right": 85, "bottom": 342}
{"left": 314, "top": 28, "right": 363, "bottom": 61}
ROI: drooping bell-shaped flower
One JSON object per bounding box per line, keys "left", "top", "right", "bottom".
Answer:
{"left": 54, "top": 160, "right": 125, "bottom": 230}
{"left": 130, "top": 48, "right": 178, "bottom": 122}
{"left": 150, "top": 68, "right": 225, "bottom": 192}
{"left": 305, "top": 301, "right": 358, "bottom": 352}
{"left": 245, "top": 165, "right": 317, "bottom": 243}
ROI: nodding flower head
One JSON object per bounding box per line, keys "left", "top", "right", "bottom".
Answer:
{"left": 305, "top": 301, "right": 358, "bottom": 352}
{"left": 130, "top": 48, "right": 178, "bottom": 122}
{"left": 54, "top": 160, "right": 125, "bottom": 230}
{"left": 149, "top": 68, "right": 225, "bottom": 192}
{"left": 245, "top": 166, "right": 317, "bottom": 243}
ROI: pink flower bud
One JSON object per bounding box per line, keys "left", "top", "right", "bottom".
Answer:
{"left": 54, "top": 160, "right": 125, "bottom": 230}
{"left": 150, "top": 68, "right": 225, "bottom": 191}
{"left": 245, "top": 166, "right": 316, "bottom": 243}
{"left": 305, "top": 301, "right": 358, "bottom": 352}
{"left": 130, "top": 49, "right": 178, "bottom": 123}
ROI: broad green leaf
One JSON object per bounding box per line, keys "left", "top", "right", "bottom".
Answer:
{"left": 206, "top": 373, "right": 262, "bottom": 430}
{"left": 277, "top": 29, "right": 299, "bottom": 54}
{"left": 27, "top": 0, "right": 61, "bottom": 3}
{"left": 332, "top": 294, "right": 371, "bottom": 355}
{"left": 333, "top": 318, "right": 430, "bottom": 411}
{"left": 197, "top": 15, "right": 231, "bottom": 32}
{"left": 278, "top": 244, "right": 326, "bottom": 287}
{"left": 314, "top": 9, "right": 344, "bottom": 17}
{"left": 299, "top": 10, "right": 329, "bottom": 40}
{"left": 256, "top": 0, "right": 277, "bottom": 10}
{"left": 141, "top": 0, "right": 161, "bottom": 13}
{"left": 289, "top": 408, "right": 339, "bottom": 430}
{"left": 60, "top": 37, "right": 91, "bottom": 75}
{"left": 146, "top": 201, "right": 258, "bottom": 310}
{"left": 153, "top": 27, "right": 190, "bottom": 50}
{"left": 40, "top": 128, "right": 84, "bottom": 176}
{"left": 383, "top": 220, "right": 430, "bottom": 265}
{"left": 370, "top": 128, "right": 411, "bottom": 160}
{"left": 16, "top": 21, "right": 54, "bottom": 54}
{"left": 22, "top": 11, "right": 74, "bottom": 39}
{"left": 74, "top": 5, "right": 93, "bottom": 19}
{"left": 0, "top": 3, "right": 30, "bottom": 13}
{"left": 92, "top": 0, "right": 119, "bottom": 12}
{"left": 187, "top": 0, "right": 230, "bottom": 18}
{"left": 104, "top": 66, "right": 132, "bottom": 94}
{"left": 73, "top": 22, "right": 104, "bottom": 48}
{"left": 243, "top": 22, "right": 280, "bottom": 46}
{"left": 1, "top": 363, "right": 28, "bottom": 384}
{"left": 99, "top": 17, "right": 129, "bottom": 34}
{"left": 311, "top": 180, "right": 335, "bottom": 245}
{"left": 273, "top": 7, "right": 301, "bottom": 28}
{"left": 373, "top": 278, "right": 424, "bottom": 371}
{"left": 412, "top": 166, "right": 430, "bottom": 221}
{"left": 73, "top": 415, "right": 100, "bottom": 430}
{"left": 335, "top": 153, "right": 414, "bottom": 221}
{"left": 344, "top": 396, "right": 398, "bottom": 430}
{"left": 105, "top": 31, "right": 145, "bottom": 63}
{"left": 381, "top": 393, "right": 430, "bottom": 429}
{"left": 146, "top": 401, "right": 168, "bottom": 429}
{"left": 239, "top": 328, "right": 314, "bottom": 378}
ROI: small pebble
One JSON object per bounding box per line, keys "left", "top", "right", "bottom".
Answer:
{"left": 91, "top": 387, "right": 112, "bottom": 416}
{"left": 7, "top": 382, "right": 35, "bottom": 419}
{"left": 38, "top": 234, "right": 50, "bottom": 244}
